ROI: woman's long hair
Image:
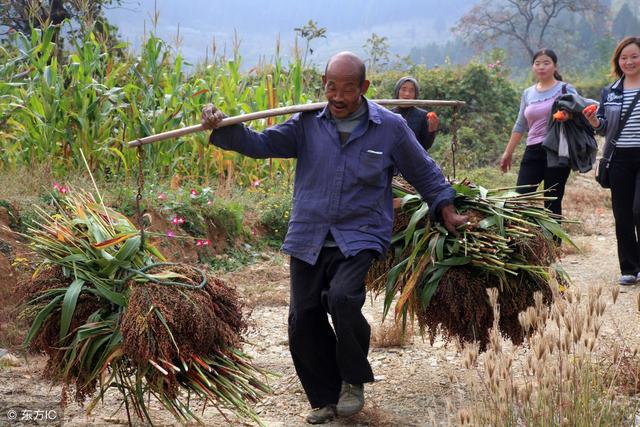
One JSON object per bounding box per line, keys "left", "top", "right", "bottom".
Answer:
{"left": 532, "top": 49, "right": 563, "bottom": 81}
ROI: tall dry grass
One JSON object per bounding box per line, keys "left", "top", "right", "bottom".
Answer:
{"left": 455, "top": 284, "right": 640, "bottom": 426}
{"left": 371, "top": 320, "right": 414, "bottom": 349}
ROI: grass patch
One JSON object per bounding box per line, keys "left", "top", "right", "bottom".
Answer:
{"left": 458, "top": 166, "right": 519, "bottom": 189}
{"left": 371, "top": 321, "right": 414, "bottom": 349}
{"left": 254, "top": 178, "right": 293, "bottom": 244}
{"left": 209, "top": 246, "right": 260, "bottom": 272}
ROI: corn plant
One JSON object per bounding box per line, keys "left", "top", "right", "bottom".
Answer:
{"left": 0, "top": 25, "right": 312, "bottom": 185}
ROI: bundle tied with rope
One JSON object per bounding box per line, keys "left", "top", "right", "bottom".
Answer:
{"left": 20, "top": 191, "right": 270, "bottom": 425}
{"left": 366, "top": 178, "right": 572, "bottom": 351}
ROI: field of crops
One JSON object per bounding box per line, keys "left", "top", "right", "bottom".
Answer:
{"left": 0, "top": 26, "right": 319, "bottom": 186}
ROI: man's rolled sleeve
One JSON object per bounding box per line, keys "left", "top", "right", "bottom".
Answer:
{"left": 392, "top": 124, "right": 456, "bottom": 220}
{"left": 209, "top": 114, "right": 300, "bottom": 159}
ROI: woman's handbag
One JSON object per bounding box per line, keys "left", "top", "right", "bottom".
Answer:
{"left": 595, "top": 89, "right": 640, "bottom": 189}
{"left": 595, "top": 149, "right": 613, "bottom": 188}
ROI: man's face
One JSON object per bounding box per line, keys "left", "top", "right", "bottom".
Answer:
{"left": 322, "top": 62, "right": 369, "bottom": 119}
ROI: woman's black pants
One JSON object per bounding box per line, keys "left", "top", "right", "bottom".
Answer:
{"left": 610, "top": 148, "right": 640, "bottom": 276}
{"left": 516, "top": 143, "right": 571, "bottom": 216}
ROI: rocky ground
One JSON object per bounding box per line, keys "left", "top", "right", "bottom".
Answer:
{"left": 1, "top": 174, "right": 638, "bottom": 426}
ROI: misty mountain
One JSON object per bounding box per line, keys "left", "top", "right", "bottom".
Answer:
{"left": 106, "top": 0, "right": 477, "bottom": 67}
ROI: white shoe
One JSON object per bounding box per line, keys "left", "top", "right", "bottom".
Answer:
{"left": 619, "top": 275, "right": 637, "bottom": 286}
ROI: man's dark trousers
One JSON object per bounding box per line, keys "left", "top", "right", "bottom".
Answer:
{"left": 288, "top": 247, "right": 376, "bottom": 408}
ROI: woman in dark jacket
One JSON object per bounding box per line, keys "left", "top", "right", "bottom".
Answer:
{"left": 391, "top": 77, "right": 439, "bottom": 151}
{"left": 583, "top": 36, "right": 640, "bottom": 286}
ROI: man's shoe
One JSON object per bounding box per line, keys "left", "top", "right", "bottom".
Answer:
{"left": 305, "top": 405, "right": 336, "bottom": 424}
{"left": 336, "top": 382, "right": 364, "bottom": 417}
{"left": 619, "top": 274, "right": 637, "bottom": 286}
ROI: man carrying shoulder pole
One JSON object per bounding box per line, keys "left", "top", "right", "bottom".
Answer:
{"left": 201, "top": 51, "right": 467, "bottom": 424}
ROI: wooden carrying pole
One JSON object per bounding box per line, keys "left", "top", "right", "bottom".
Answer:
{"left": 127, "top": 99, "right": 465, "bottom": 148}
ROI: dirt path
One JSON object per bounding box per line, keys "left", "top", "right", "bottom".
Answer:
{"left": 1, "top": 179, "right": 638, "bottom": 426}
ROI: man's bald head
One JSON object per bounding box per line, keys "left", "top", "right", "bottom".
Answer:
{"left": 322, "top": 51, "right": 370, "bottom": 119}
{"left": 324, "top": 52, "right": 366, "bottom": 85}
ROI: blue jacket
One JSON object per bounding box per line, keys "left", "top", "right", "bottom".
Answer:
{"left": 209, "top": 98, "right": 455, "bottom": 265}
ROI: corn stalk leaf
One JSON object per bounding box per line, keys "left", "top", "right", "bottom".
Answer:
{"left": 420, "top": 265, "right": 450, "bottom": 309}
{"left": 23, "top": 294, "right": 64, "bottom": 346}
{"left": 60, "top": 277, "right": 85, "bottom": 339}
{"left": 92, "top": 232, "right": 139, "bottom": 249}
{"left": 404, "top": 202, "right": 429, "bottom": 248}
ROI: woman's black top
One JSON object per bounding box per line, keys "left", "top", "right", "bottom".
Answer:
{"left": 392, "top": 106, "right": 436, "bottom": 151}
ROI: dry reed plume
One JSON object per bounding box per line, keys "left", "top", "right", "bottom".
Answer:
{"left": 456, "top": 284, "right": 639, "bottom": 426}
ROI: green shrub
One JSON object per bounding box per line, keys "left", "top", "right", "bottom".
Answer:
{"left": 169, "top": 203, "right": 206, "bottom": 237}
{"left": 209, "top": 247, "right": 258, "bottom": 272}
{"left": 110, "top": 186, "right": 140, "bottom": 219}
{"left": 203, "top": 198, "right": 245, "bottom": 241}
{"left": 256, "top": 180, "right": 292, "bottom": 244}
{"left": 371, "top": 62, "right": 520, "bottom": 169}
{"left": 571, "top": 75, "right": 611, "bottom": 102}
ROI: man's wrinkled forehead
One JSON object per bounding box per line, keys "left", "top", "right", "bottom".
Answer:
{"left": 324, "top": 54, "right": 365, "bottom": 83}
{"left": 324, "top": 67, "right": 362, "bottom": 83}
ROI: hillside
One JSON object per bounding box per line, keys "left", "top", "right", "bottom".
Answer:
{"left": 106, "top": 0, "right": 477, "bottom": 65}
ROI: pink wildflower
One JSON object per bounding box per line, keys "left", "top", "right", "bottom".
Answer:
{"left": 158, "top": 192, "right": 166, "bottom": 201}
{"left": 251, "top": 179, "right": 261, "bottom": 188}
{"left": 196, "top": 240, "right": 203, "bottom": 247}
{"left": 166, "top": 231, "right": 175, "bottom": 238}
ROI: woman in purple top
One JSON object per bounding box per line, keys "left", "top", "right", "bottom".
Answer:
{"left": 500, "top": 49, "right": 577, "bottom": 216}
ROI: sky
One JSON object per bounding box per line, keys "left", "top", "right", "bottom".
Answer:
{"left": 105, "top": 0, "right": 477, "bottom": 67}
